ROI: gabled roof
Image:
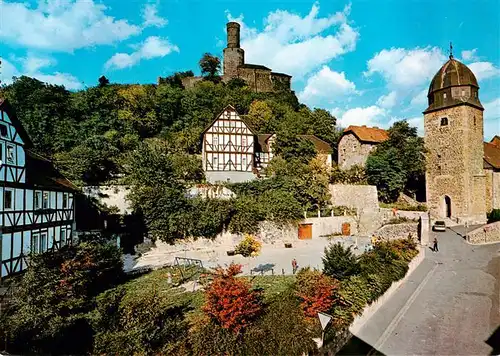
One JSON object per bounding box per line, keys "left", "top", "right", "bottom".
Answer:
{"left": 25, "top": 150, "right": 78, "bottom": 191}
{"left": 484, "top": 142, "right": 500, "bottom": 170}
{"left": 342, "top": 125, "right": 389, "bottom": 144}
{"left": 202, "top": 105, "right": 256, "bottom": 135}
{"left": 490, "top": 135, "right": 500, "bottom": 148}
{"left": 0, "top": 98, "right": 34, "bottom": 149}
{"left": 299, "top": 135, "right": 333, "bottom": 153}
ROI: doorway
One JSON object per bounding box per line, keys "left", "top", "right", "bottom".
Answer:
{"left": 444, "top": 196, "right": 452, "bottom": 218}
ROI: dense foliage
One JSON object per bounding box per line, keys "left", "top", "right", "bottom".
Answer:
{"left": 1, "top": 242, "right": 123, "bottom": 355}
{"left": 366, "top": 121, "right": 426, "bottom": 202}
{"left": 322, "top": 243, "right": 361, "bottom": 280}
{"left": 487, "top": 209, "right": 500, "bottom": 223}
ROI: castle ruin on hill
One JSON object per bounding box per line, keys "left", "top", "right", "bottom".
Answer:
{"left": 158, "top": 22, "right": 292, "bottom": 92}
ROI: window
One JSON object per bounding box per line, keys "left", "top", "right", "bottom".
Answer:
{"left": 242, "top": 156, "right": 247, "bottom": 168}
{"left": 31, "top": 234, "right": 40, "bottom": 254}
{"left": 4, "top": 190, "right": 13, "bottom": 210}
{"left": 63, "top": 193, "right": 68, "bottom": 209}
{"left": 443, "top": 93, "right": 447, "bottom": 99}
{"left": 60, "top": 229, "right": 66, "bottom": 246}
{"left": 474, "top": 116, "right": 476, "bottom": 126}
{"left": 34, "top": 191, "right": 42, "bottom": 210}
{"left": 440, "top": 117, "right": 448, "bottom": 126}
{"left": 7, "top": 145, "right": 14, "bottom": 163}
{"left": 213, "top": 156, "right": 218, "bottom": 169}
{"left": 43, "top": 192, "right": 49, "bottom": 209}
{"left": 461, "top": 89, "right": 465, "bottom": 96}
{"left": 0, "top": 124, "right": 7, "bottom": 137}
{"left": 40, "top": 233, "right": 47, "bottom": 253}
{"left": 212, "top": 136, "right": 218, "bottom": 146}
{"left": 474, "top": 91, "right": 478, "bottom": 98}
{"left": 242, "top": 136, "right": 247, "bottom": 146}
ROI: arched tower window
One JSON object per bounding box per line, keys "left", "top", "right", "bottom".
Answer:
{"left": 440, "top": 117, "right": 448, "bottom": 126}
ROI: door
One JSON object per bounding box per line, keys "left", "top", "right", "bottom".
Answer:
{"left": 445, "top": 196, "right": 452, "bottom": 218}
{"left": 298, "top": 223, "right": 312, "bottom": 240}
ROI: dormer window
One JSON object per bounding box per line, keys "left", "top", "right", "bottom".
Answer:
{"left": 0, "top": 124, "right": 7, "bottom": 137}
{"left": 443, "top": 93, "right": 447, "bottom": 100}
{"left": 441, "top": 117, "right": 449, "bottom": 126}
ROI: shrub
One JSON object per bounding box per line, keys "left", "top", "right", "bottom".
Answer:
{"left": 295, "top": 268, "right": 339, "bottom": 320}
{"left": 2, "top": 242, "right": 123, "bottom": 355}
{"left": 91, "top": 286, "right": 190, "bottom": 355}
{"left": 235, "top": 234, "right": 262, "bottom": 257}
{"left": 203, "top": 264, "right": 263, "bottom": 333}
{"left": 322, "top": 243, "right": 360, "bottom": 280}
{"left": 488, "top": 209, "right": 500, "bottom": 223}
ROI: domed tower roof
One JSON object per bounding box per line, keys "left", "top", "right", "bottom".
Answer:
{"left": 428, "top": 57, "right": 479, "bottom": 94}
{"left": 424, "top": 55, "right": 483, "bottom": 113}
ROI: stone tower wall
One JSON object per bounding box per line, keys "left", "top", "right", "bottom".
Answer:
{"left": 223, "top": 22, "right": 244, "bottom": 79}
{"left": 424, "top": 105, "right": 486, "bottom": 223}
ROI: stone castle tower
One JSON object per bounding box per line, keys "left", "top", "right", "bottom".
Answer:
{"left": 223, "top": 22, "right": 245, "bottom": 78}
{"left": 424, "top": 53, "right": 487, "bottom": 224}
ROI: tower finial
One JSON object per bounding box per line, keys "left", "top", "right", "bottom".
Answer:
{"left": 449, "top": 42, "right": 453, "bottom": 59}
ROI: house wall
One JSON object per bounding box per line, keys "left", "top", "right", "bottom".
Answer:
{"left": 338, "top": 133, "right": 377, "bottom": 169}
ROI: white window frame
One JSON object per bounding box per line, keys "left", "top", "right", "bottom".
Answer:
{"left": 40, "top": 232, "right": 47, "bottom": 253}
{"left": 6, "top": 145, "right": 14, "bottom": 164}
{"left": 213, "top": 155, "right": 218, "bottom": 169}
{"left": 242, "top": 136, "right": 247, "bottom": 147}
{"left": 242, "top": 156, "right": 247, "bottom": 169}
{"left": 212, "top": 135, "right": 218, "bottom": 146}
{"left": 32, "top": 233, "right": 40, "bottom": 254}
{"left": 4, "top": 189, "right": 13, "bottom": 210}
{"left": 42, "top": 192, "right": 49, "bottom": 209}
{"left": 34, "top": 191, "right": 42, "bottom": 210}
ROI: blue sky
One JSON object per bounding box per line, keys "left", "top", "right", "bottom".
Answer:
{"left": 1, "top": 0, "right": 499, "bottom": 139}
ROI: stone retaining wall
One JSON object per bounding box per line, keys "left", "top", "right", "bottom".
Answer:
{"left": 467, "top": 221, "right": 500, "bottom": 244}
{"left": 374, "top": 222, "right": 419, "bottom": 241}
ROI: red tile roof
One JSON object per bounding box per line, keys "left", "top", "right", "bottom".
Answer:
{"left": 484, "top": 142, "right": 500, "bottom": 170}
{"left": 490, "top": 135, "right": 500, "bottom": 148}
{"left": 343, "top": 125, "right": 389, "bottom": 143}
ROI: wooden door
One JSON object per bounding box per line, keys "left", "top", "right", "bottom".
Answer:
{"left": 298, "top": 223, "right": 312, "bottom": 240}
{"left": 342, "top": 223, "right": 351, "bottom": 236}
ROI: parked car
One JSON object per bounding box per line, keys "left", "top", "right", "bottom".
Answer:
{"left": 433, "top": 220, "right": 446, "bottom": 232}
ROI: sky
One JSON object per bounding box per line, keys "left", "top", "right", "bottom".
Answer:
{"left": 0, "top": 0, "right": 499, "bottom": 140}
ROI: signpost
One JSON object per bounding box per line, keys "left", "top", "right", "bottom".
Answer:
{"left": 317, "top": 311, "right": 333, "bottom": 348}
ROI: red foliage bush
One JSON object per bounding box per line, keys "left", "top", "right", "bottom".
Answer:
{"left": 202, "top": 263, "right": 263, "bottom": 333}
{"left": 296, "top": 268, "right": 339, "bottom": 319}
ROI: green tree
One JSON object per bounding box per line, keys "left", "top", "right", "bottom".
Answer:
{"left": 322, "top": 243, "right": 360, "bottom": 280}
{"left": 98, "top": 75, "right": 110, "bottom": 87}
{"left": 199, "top": 53, "right": 221, "bottom": 81}
{"left": 272, "top": 131, "right": 317, "bottom": 164}
{"left": 366, "top": 147, "right": 407, "bottom": 202}
{"left": 246, "top": 100, "right": 273, "bottom": 132}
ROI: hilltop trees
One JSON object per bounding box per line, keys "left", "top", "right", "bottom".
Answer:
{"left": 199, "top": 53, "right": 221, "bottom": 82}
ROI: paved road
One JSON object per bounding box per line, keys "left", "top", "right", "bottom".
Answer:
{"left": 350, "top": 228, "right": 500, "bottom": 355}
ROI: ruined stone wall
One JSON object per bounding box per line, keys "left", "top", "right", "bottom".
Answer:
{"left": 374, "top": 223, "right": 419, "bottom": 241}
{"left": 338, "top": 133, "right": 376, "bottom": 169}
{"left": 180, "top": 76, "right": 203, "bottom": 89}
{"left": 329, "top": 184, "right": 379, "bottom": 211}
{"left": 424, "top": 105, "right": 486, "bottom": 223}
{"left": 237, "top": 67, "right": 274, "bottom": 92}
{"left": 467, "top": 221, "right": 500, "bottom": 244}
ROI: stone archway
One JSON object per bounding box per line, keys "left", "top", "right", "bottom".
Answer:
{"left": 444, "top": 195, "right": 452, "bottom": 218}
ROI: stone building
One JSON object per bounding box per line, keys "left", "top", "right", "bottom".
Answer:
{"left": 338, "top": 125, "right": 388, "bottom": 169}
{"left": 159, "top": 22, "right": 292, "bottom": 92}
{"left": 484, "top": 136, "right": 500, "bottom": 212}
{"left": 424, "top": 54, "right": 488, "bottom": 224}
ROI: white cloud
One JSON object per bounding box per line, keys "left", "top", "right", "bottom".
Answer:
{"left": 376, "top": 91, "right": 397, "bottom": 109}
{"left": 338, "top": 105, "right": 387, "bottom": 128}
{"left": 405, "top": 116, "right": 424, "bottom": 137}
{"left": 0, "top": 56, "right": 82, "bottom": 90}
{"left": 105, "top": 36, "right": 179, "bottom": 70}
{"left": 461, "top": 48, "right": 479, "bottom": 62}
{"left": 365, "top": 47, "right": 446, "bottom": 89}
{"left": 142, "top": 3, "right": 167, "bottom": 28}
{"left": 298, "top": 66, "right": 356, "bottom": 106}
{"left": 410, "top": 88, "right": 428, "bottom": 108}
{"left": 226, "top": 3, "right": 358, "bottom": 78}
{"left": 468, "top": 62, "right": 500, "bottom": 81}
{"left": 0, "top": 0, "right": 141, "bottom": 52}
{"left": 483, "top": 98, "right": 500, "bottom": 141}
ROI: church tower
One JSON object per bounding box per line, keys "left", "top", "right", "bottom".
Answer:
{"left": 223, "top": 22, "right": 245, "bottom": 79}
{"left": 424, "top": 50, "right": 487, "bottom": 224}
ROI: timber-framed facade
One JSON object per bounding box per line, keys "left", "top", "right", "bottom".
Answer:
{"left": 0, "top": 98, "right": 76, "bottom": 279}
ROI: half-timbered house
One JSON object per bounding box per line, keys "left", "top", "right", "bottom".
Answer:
{"left": 0, "top": 98, "right": 77, "bottom": 279}
{"left": 202, "top": 105, "right": 333, "bottom": 183}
